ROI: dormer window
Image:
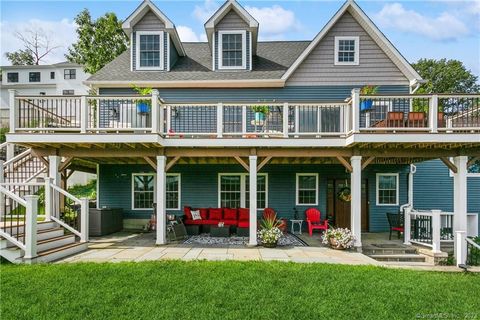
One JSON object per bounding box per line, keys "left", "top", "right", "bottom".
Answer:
{"left": 334, "top": 36, "right": 359, "bottom": 66}
{"left": 136, "top": 31, "right": 164, "bottom": 70}
{"left": 218, "top": 30, "right": 246, "bottom": 70}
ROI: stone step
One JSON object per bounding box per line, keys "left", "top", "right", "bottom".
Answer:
{"left": 363, "top": 248, "right": 417, "bottom": 255}
{"left": 369, "top": 254, "right": 426, "bottom": 262}
{"left": 382, "top": 261, "right": 433, "bottom": 267}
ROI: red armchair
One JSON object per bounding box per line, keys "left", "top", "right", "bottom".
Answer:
{"left": 305, "top": 208, "right": 328, "bottom": 237}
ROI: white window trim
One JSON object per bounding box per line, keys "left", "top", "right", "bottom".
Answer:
{"left": 217, "top": 173, "right": 268, "bottom": 209}
{"left": 295, "top": 173, "right": 319, "bottom": 206}
{"left": 334, "top": 36, "right": 359, "bottom": 66}
{"left": 376, "top": 173, "right": 399, "bottom": 206}
{"left": 218, "top": 30, "right": 247, "bottom": 70}
{"left": 135, "top": 31, "right": 164, "bottom": 71}
{"left": 131, "top": 173, "right": 181, "bottom": 210}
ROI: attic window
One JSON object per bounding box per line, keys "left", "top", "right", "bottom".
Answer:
{"left": 136, "top": 31, "right": 164, "bottom": 70}
{"left": 334, "top": 36, "right": 359, "bottom": 66}
{"left": 218, "top": 30, "right": 246, "bottom": 70}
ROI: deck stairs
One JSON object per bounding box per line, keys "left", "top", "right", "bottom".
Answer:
{"left": 363, "top": 243, "right": 432, "bottom": 266}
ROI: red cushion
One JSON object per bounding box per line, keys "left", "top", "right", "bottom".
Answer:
{"left": 199, "top": 208, "right": 209, "bottom": 220}
{"left": 392, "top": 227, "right": 404, "bottom": 232}
{"left": 238, "top": 208, "right": 249, "bottom": 221}
{"left": 184, "top": 206, "right": 192, "bottom": 220}
{"left": 223, "top": 208, "right": 237, "bottom": 220}
{"left": 209, "top": 208, "right": 223, "bottom": 220}
{"left": 220, "top": 219, "right": 238, "bottom": 226}
{"left": 238, "top": 221, "right": 249, "bottom": 228}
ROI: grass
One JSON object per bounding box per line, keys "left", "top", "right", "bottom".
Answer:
{"left": 1, "top": 261, "right": 479, "bottom": 320}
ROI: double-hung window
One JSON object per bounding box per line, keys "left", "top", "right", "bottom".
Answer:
{"left": 132, "top": 173, "right": 181, "bottom": 210}
{"left": 218, "top": 173, "right": 267, "bottom": 209}
{"left": 334, "top": 36, "right": 359, "bottom": 65}
{"left": 218, "top": 30, "right": 246, "bottom": 69}
{"left": 296, "top": 174, "right": 318, "bottom": 205}
{"left": 64, "top": 69, "right": 76, "bottom": 80}
{"left": 136, "top": 31, "right": 163, "bottom": 70}
{"left": 376, "top": 173, "right": 399, "bottom": 206}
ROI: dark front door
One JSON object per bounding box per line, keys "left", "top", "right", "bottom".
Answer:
{"left": 327, "top": 179, "right": 369, "bottom": 232}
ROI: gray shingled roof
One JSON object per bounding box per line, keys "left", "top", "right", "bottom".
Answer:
{"left": 87, "top": 41, "right": 310, "bottom": 82}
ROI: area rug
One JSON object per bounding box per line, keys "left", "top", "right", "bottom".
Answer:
{"left": 183, "top": 233, "right": 308, "bottom": 247}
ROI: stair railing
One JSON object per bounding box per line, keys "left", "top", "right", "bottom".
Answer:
{"left": 405, "top": 209, "right": 442, "bottom": 253}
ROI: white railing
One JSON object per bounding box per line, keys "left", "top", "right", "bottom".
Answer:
{"left": 9, "top": 90, "right": 480, "bottom": 137}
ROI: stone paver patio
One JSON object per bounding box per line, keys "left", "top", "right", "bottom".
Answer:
{"left": 58, "top": 231, "right": 380, "bottom": 265}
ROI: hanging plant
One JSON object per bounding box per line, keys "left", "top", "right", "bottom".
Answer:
{"left": 337, "top": 186, "right": 351, "bottom": 202}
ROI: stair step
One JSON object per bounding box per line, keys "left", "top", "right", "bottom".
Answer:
{"left": 35, "top": 242, "right": 88, "bottom": 263}
{"left": 1, "top": 228, "right": 64, "bottom": 248}
{"left": 1, "top": 221, "right": 57, "bottom": 236}
{"left": 363, "top": 248, "right": 417, "bottom": 255}
{"left": 37, "top": 234, "right": 75, "bottom": 252}
{"left": 369, "top": 254, "right": 426, "bottom": 262}
{"left": 382, "top": 261, "right": 433, "bottom": 267}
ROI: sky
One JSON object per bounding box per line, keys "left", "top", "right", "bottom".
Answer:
{"left": 0, "top": 0, "right": 479, "bottom": 77}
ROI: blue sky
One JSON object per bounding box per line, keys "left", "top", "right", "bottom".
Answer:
{"left": 1, "top": 0, "right": 479, "bottom": 77}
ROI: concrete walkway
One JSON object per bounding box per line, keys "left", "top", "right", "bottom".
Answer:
{"left": 59, "top": 231, "right": 379, "bottom": 265}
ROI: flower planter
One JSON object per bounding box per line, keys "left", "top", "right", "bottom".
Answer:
{"left": 360, "top": 99, "right": 373, "bottom": 112}
{"left": 254, "top": 112, "right": 266, "bottom": 122}
{"left": 328, "top": 238, "right": 346, "bottom": 250}
{"left": 137, "top": 102, "right": 150, "bottom": 114}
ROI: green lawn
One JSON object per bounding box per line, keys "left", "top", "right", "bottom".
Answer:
{"left": 1, "top": 261, "right": 479, "bottom": 320}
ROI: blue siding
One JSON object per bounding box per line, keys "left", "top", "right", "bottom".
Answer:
{"left": 99, "top": 163, "right": 409, "bottom": 231}
{"left": 413, "top": 159, "right": 480, "bottom": 231}
{"left": 99, "top": 85, "right": 409, "bottom": 103}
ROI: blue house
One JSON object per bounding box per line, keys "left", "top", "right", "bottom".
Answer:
{"left": 2, "top": 0, "right": 479, "bottom": 263}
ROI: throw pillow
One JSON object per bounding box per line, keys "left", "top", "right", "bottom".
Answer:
{"left": 184, "top": 206, "right": 193, "bottom": 220}
{"left": 191, "top": 210, "right": 201, "bottom": 220}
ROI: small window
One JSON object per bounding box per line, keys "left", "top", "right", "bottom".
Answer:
{"left": 50, "top": 71, "right": 55, "bottom": 79}
{"left": 132, "top": 174, "right": 155, "bottom": 210}
{"left": 7, "top": 72, "right": 18, "bottom": 83}
{"left": 62, "top": 90, "right": 75, "bottom": 96}
{"left": 376, "top": 174, "right": 399, "bottom": 206}
{"left": 64, "top": 69, "right": 76, "bottom": 80}
{"left": 296, "top": 174, "right": 318, "bottom": 205}
{"left": 335, "top": 36, "right": 359, "bottom": 65}
{"left": 218, "top": 31, "right": 246, "bottom": 70}
{"left": 29, "top": 72, "right": 41, "bottom": 82}
{"left": 136, "top": 31, "right": 163, "bottom": 70}
{"left": 166, "top": 174, "right": 180, "bottom": 210}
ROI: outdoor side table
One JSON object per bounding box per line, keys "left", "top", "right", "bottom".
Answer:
{"left": 210, "top": 226, "right": 230, "bottom": 237}
{"left": 290, "top": 219, "right": 304, "bottom": 235}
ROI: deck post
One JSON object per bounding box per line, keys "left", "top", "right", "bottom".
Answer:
{"left": 429, "top": 94, "right": 438, "bottom": 133}
{"left": 431, "top": 210, "right": 442, "bottom": 253}
{"left": 453, "top": 156, "right": 468, "bottom": 262}
{"left": 151, "top": 90, "right": 159, "bottom": 134}
{"left": 0, "top": 160, "right": 4, "bottom": 221}
{"left": 351, "top": 89, "right": 360, "bottom": 133}
{"left": 8, "top": 89, "right": 17, "bottom": 133}
{"left": 48, "top": 156, "right": 61, "bottom": 218}
{"left": 6, "top": 143, "right": 15, "bottom": 161}
{"left": 156, "top": 155, "right": 167, "bottom": 245}
{"left": 44, "top": 177, "right": 52, "bottom": 222}
{"left": 248, "top": 155, "right": 258, "bottom": 246}
{"left": 80, "top": 198, "right": 89, "bottom": 243}
{"left": 24, "top": 195, "right": 39, "bottom": 260}
{"left": 350, "top": 155, "right": 362, "bottom": 248}
{"left": 283, "top": 102, "right": 289, "bottom": 138}
{"left": 80, "top": 96, "right": 87, "bottom": 133}
{"left": 455, "top": 231, "right": 466, "bottom": 266}
{"left": 403, "top": 207, "right": 411, "bottom": 245}
{"left": 217, "top": 103, "right": 223, "bottom": 138}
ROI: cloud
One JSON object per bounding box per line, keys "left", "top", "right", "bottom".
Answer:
{"left": 193, "top": 0, "right": 219, "bottom": 23}
{"left": 0, "top": 19, "right": 77, "bottom": 65}
{"left": 374, "top": 3, "right": 469, "bottom": 41}
{"left": 177, "top": 26, "right": 207, "bottom": 42}
{"left": 245, "top": 5, "right": 301, "bottom": 39}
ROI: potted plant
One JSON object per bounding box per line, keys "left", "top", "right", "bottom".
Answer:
{"left": 251, "top": 105, "right": 270, "bottom": 122}
{"left": 132, "top": 85, "right": 153, "bottom": 114}
{"left": 258, "top": 212, "right": 283, "bottom": 248}
{"left": 322, "top": 227, "right": 355, "bottom": 250}
{"left": 360, "top": 85, "right": 378, "bottom": 111}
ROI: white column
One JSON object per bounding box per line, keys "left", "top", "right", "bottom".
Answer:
{"left": 8, "top": 89, "right": 17, "bottom": 133}
{"left": 217, "top": 103, "right": 223, "bottom": 138}
{"left": 429, "top": 95, "right": 438, "bottom": 133}
{"left": 403, "top": 207, "right": 411, "bottom": 245}
{"left": 48, "top": 156, "right": 61, "bottom": 218}
{"left": 156, "top": 156, "right": 167, "bottom": 245}
{"left": 248, "top": 156, "right": 258, "bottom": 246}
{"left": 431, "top": 210, "right": 442, "bottom": 253}
{"left": 282, "top": 102, "right": 289, "bottom": 138}
{"left": 351, "top": 88, "right": 360, "bottom": 133}
{"left": 151, "top": 89, "right": 159, "bottom": 134}
{"left": 456, "top": 231, "right": 467, "bottom": 266}
{"left": 0, "top": 160, "right": 4, "bottom": 222}
{"left": 24, "top": 195, "right": 39, "bottom": 260}
{"left": 350, "top": 156, "right": 362, "bottom": 248}
{"left": 80, "top": 96, "right": 87, "bottom": 134}
{"left": 80, "top": 198, "right": 89, "bottom": 243}
{"left": 44, "top": 177, "right": 52, "bottom": 222}
{"left": 453, "top": 156, "right": 468, "bottom": 262}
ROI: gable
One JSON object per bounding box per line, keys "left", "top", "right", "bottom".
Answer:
{"left": 133, "top": 10, "right": 165, "bottom": 31}
{"left": 287, "top": 12, "right": 409, "bottom": 86}
{"left": 216, "top": 9, "right": 249, "bottom": 30}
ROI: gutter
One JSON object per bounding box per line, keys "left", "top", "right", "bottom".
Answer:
{"left": 83, "top": 79, "right": 286, "bottom": 89}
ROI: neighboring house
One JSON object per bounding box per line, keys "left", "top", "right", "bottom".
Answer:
{"left": 0, "top": 62, "right": 90, "bottom": 127}
{"left": 2, "top": 0, "right": 479, "bottom": 263}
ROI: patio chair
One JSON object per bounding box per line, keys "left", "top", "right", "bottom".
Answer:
{"left": 305, "top": 208, "right": 328, "bottom": 237}
{"left": 386, "top": 212, "right": 404, "bottom": 240}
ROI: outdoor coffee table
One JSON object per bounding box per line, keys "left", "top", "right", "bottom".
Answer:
{"left": 210, "top": 225, "right": 230, "bottom": 237}
{"left": 290, "top": 219, "right": 304, "bottom": 235}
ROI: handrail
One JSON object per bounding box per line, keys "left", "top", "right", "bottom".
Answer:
{"left": 50, "top": 216, "right": 81, "bottom": 238}
{"left": 0, "top": 230, "right": 26, "bottom": 250}
{"left": 0, "top": 142, "right": 7, "bottom": 150}
{"left": 18, "top": 98, "right": 72, "bottom": 124}
{"left": 50, "top": 183, "right": 81, "bottom": 204}
{"left": 0, "top": 186, "right": 27, "bottom": 206}
{"left": 466, "top": 237, "right": 480, "bottom": 250}
{"left": 3, "top": 149, "right": 31, "bottom": 167}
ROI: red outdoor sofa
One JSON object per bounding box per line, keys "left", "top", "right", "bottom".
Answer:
{"left": 183, "top": 206, "right": 251, "bottom": 235}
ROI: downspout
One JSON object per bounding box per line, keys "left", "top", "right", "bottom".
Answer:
{"left": 400, "top": 164, "right": 416, "bottom": 213}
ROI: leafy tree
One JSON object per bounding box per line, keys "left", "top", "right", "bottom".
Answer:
{"left": 412, "top": 59, "right": 480, "bottom": 94}
{"left": 66, "top": 9, "right": 128, "bottom": 74}
{"left": 5, "top": 49, "right": 35, "bottom": 65}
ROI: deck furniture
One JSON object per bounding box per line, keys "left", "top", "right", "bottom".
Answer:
{"left": 183, "top": 206, "right": 250, "bottom": 235}
{"left": 305, "top": 208, "right": 329, "bottom": 237}
{"left": 290, "top": 219, "right": 304, "bottom": 235}
{"left": 386, "top": 212, "right": 404, "bottom": 240}
{"left": 210, "top": 225, "right": 231, "bottom": 237}
{"left": 88, "top": 208, "right": 123, "bottom": 236}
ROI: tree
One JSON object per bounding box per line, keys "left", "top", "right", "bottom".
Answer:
{"left": 5, "top": 49, "right": 35, "bottom": 65}
{"left": 66, "top": 9, "right": 128, "bottom": 74}
{"left": 5, "top": 29, "right": 59, "bottom": 65}
{"left": 412, "top": 59, "right": 480, "bottom": 94}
